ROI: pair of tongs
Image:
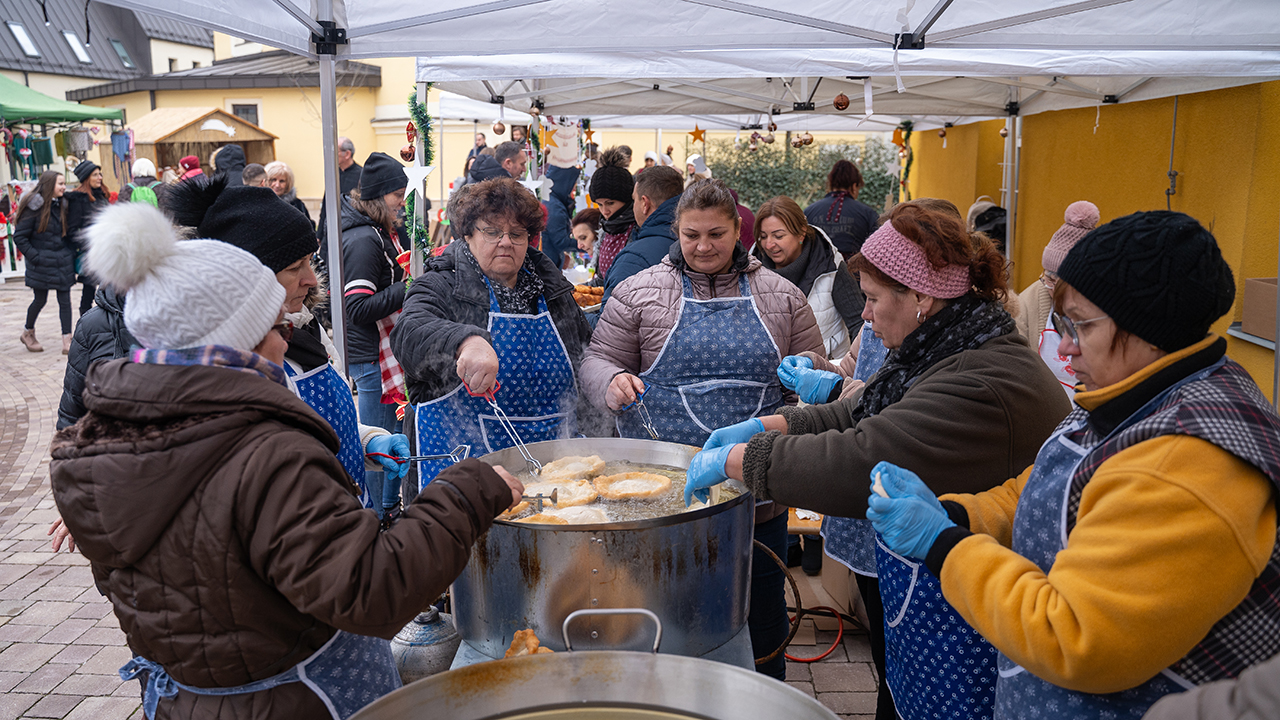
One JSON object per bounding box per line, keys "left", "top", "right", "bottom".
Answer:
{"left": 522, "top": 487, "right": 558, "bottom": 513}
{"left": 465, "top": 380, "right": 542, "bottom": 476}
{"left": 367, "top": 444, "right": 471, "bottom": 465}
{"left": 621, "top": 383, "right": 660, "bottom": 440}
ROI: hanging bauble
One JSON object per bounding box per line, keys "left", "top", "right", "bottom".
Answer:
{"left": 400, "top": 144, "right": 416, "bottom": 162}
{"left": 768, "top": 121, "right": 778, "bottom": 132}
{"left": 750, "top": 131, "right": 762, "bottom": 142}
{"left": 18, "top": 147, "right": 32, "bottom": 158}
{"left": 528, "top": 105, "right": 541, "bottom": 117}
{"left": 938, "top": 129, "right": 947, "bottom": 138}
{"left": 761, "top": 132, "right": 775, "bottom": 144}
{"left": 833, "top": 93, "right": 850, "bottom": 111}
{"left": 748, "top": 141, "right": 758, "bottom": 152}
{"left": 790, "top": 137, "right": 804, "bottom": 148}
{"left": 999, "top": 127, "right": 1009, "bottom": 138}
{"left": 800, "top": 132, "right": 814, "bottom": 145}
{"left": 406, "top": 120, "right": 417, "bottom": 144}
{"left": 492, "top": 121, "right": 506, "bottom": 135}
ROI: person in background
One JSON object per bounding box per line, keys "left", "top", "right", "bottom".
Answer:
{"left": 53, "top": 201, "right": 523, "bottom": 718}
{"left": 465, "top": 131, "right": 487, "bottom": 173}
{"left": 341, "top": 152, "right": 409, "bottom": 516}
{"left": 541, "top": 128, "right": 584, "bottom": 269}
{"left": 466, "top": 141, "right": 525, "bottom": 184}
{"left": 177, "top": 155, "right": 203, "bottom": 181}
{"left": 684, "top": 154, "right": 712, "bottom": 187}
{"left": 511, "top": 125, "right": 527, "bottom": 145}
{"left": 211, "top": 144, "right": 247, "bottom": 187}
{"left": 391, "top": 177, "right": 595, "bottom": 485}
{"left": 160, "top": 165, "right": 178, "bottom": 185}
{"left": 265, "top": 160, "right": 314, "bottom": 228}
{"left": 241, "top": 163, "right": 267, "bottom": 188}
{"left": 66, "top": 160, "right": 110, "bottom": 320}
{"left": 120, "top": 158, "right": 167, "bottom": 209}
{"left": 572, "top": 207, "right": 603, "bottom": 276}
{"left": 638, "top": 151, "right": 658, "bottom": 174}
{"left": 694, "top": 201, "right": 1068, "bottom": 719}
{"left": 317, "top": 136, "right": 363, "bottom": 256}
{"left": 600, "top": 165, "right": 682, "bottom": 306}
{"left": 14, "top": 171, "right": 75, "bottom": 354}
{"left": 1016, "top": 200, "right": 1100, "bottom": 399}
{"left": 582, "top": 179, "right": 823, "bottom": 682}
{"left": 868, "top": 211, "right": 1279, "bottom": 720}
{"left": 588, "top": 146, "right": 636, "bottom": 279}
{"left": 805, "top": 159, "right": 878, "bottom": 261}
{"left": 731, "top": 189, "right": 756, "bottom": 251}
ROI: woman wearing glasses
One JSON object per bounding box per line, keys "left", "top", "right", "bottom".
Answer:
{"left": 868, "top": 211, "right": 1280, "bottom": 719}
{"left": 391, "top": 177, "right": 594, "bottom": 485}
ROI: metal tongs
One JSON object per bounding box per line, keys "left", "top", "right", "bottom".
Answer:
{"left": 367, "top": 444, "right": 471, "bottom": 465}
{"left": 621, "top": 383, "right": 660, "bottom": 440}
{"left": 521, "top": 488, "right": 558, "bottom": 513}
{"left": 465, "top": 380, "right": 542, "bottom": 476}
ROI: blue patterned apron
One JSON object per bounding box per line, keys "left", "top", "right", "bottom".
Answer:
{"left": 414, "top": 276, "right": 577, "bottom": 486}
{"left": 616, "top": 274, "right": 782, "bottom": 446}
{"left": 992, "top": 365, "right": 1220, "bottom": 719}
{"left": 822, "top": 321, "right": 889, "bottom": 576}
{"left": 120, "top": 629, "right": 400, "bottom": 720}
{"left": 285, "top": 362, "right": 373, "bottom": 509}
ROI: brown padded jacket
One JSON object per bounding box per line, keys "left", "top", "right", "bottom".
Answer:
{"left": 50, "top": 359, "right": 513, "bottom": 719}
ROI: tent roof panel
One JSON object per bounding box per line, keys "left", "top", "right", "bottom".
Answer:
{"left": 0, "top": 74, "right": 125, "bottom": 124}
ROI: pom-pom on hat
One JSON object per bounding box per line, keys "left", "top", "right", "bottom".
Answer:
{"left": 1042, "top": 200, "right": 1100, "bottom": 273}
{"left": 359, "top": 152, "right": 407, "bottom": 200}
{"left": 1057, "top": 210, "right": 1235, "bottom": 353}
{"left": 74, "top": 160, "right": 99, "bottom": 182}
{"left": 168, "top": 174, "right": 317, "bottom": 273}
{"left": 85, "top": 202, "right": 284, "bottom": 352}
{"left": 589, "top": 146, "right": 634, "bottom": 203}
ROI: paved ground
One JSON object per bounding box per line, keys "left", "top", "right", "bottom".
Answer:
{"left": 0, "top": 279, "right": 877, "bottom": 719}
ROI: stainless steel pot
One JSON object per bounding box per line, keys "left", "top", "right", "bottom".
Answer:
{"left": 351, "top": 650, "right": 837, "bottom": 720}
{"left": 453, "top": 438, "right": 753, "bottom": 660}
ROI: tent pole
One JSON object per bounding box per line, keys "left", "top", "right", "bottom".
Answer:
{"left": 1008, "top": 115, "right": 1021, "bottom": 269}
{"left": 318, "top": 0, "right": 348, "bottom": 375}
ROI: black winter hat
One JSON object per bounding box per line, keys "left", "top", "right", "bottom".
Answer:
{"left": 1057, "top": 210, "right": 1235, "bottom": 353}
{"left": 589, "top": 146, "right": 634, "bottom": 203}
{"left": 74, "top": 160, "right": 99, "bottom": 182}
{"left": 168, "top": 174, "right": 318, "bottom": 273}
{"left": 359, "top": 152, "right": 407, "bottom": 200}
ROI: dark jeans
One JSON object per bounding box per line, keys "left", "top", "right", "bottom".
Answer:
{"left": 750, "top": 512, "right": 789, "bottom": 681}
{"left": 856, "top": 572, "right": 897, "bottom": 720}
{"left": 26, "top": 288, "right": 72, "bottom": 334}
{"left": 79, "top": 278, "right": 96, "bottom": 316}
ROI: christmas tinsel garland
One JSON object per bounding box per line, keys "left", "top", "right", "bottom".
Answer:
{"left": 406, "top": 84, "right": 434, "bottom": 258}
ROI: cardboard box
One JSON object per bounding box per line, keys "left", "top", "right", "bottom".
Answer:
{"left": 1242, "top": 278, "right": 1278, "bottom": 342}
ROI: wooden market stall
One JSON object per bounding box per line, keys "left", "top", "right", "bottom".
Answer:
{"left": 99, "top": 107, "right": 276, "bottom": 178}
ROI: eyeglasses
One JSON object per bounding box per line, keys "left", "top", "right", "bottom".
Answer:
{"left": 1050, "top": 310, "right": 1108, "bottom": 346}
{"left": 476, "top": 226, "right": 529, "bottom": 244}
{"left": 1040, "top": 270, "right": 1059, "bottom": 288}
{"left": 272, "top": 320, "right": 295, "bottom": 343}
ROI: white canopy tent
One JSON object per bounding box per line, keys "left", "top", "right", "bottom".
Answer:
{"left": 89, "top": 0, "right": 1280, "bottom": 383}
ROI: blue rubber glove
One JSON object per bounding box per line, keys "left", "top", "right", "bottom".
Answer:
{"left": 704, "top": 418, "right": 765, "bottom": 451}
{"left": 776, "top": 355, "right": 814, "bottom": 391}
{"left": 793, "top": 367, "right": 843, "bottom": 405}
{"left": 366, "top": 434, "right": 411, "bottom": 481}
{"left": 684, "top": 444, "right": 734, "bottom": 507}
{"left": 870, "top": 461, "right": 945, "bottom": 515}
{"left": 866, "top": 493, "right": 955, "bottom": 560}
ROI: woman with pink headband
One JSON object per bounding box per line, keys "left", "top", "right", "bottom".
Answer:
{"left": 684, "top": 201, "right": 1069, "bottom": 720}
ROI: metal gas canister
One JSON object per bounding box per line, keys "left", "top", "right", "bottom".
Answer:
{"left": 389, "top": 607, "right": 461, "bottom": 684}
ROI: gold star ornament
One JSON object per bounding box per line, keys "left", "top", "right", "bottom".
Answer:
{"left": 689, "top": 125, "right": 706, "bottom": 143}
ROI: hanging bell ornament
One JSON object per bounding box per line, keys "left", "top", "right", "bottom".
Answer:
{"left": 800, "top": 132, "right": 814, "bottom": 145}
{"left": 493, "top": 121, "right": 506, "bottom": 136}
{"left": 406, "top": 121, "right": 417, "bottom": 144}
{"left": 999, "top": 127, "right": 1009, "bottom": 138}
{"left": 790, "top": 137, "right": 804, "bottom": 148}
{"left": 761, "top": 132, "right": 775, "bottom": 144}
{"left": 528, "top": 105, "right": 541, "bottom": 118}
{"left": 833, "top": 93, "right": 850, "bottom": 111}
{"left": 400, "top": 144, "right": 416, "bottom": 162}
{"left": 768, "top": 122, "right": 778, "bottom": 132}
{"left": 748, "top": 141, "right": 759, "bottom": 152}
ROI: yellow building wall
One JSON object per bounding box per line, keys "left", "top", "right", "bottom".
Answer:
{"left": 907, "top": 119, "right": 1006, "bottom": 217}
{"left": 909, "top": 81, "right": 1280, "bottom": 399}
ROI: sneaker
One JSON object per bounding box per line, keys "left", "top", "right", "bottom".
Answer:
{"left": 802, "top": 536, "right": 824, "bottom": 576}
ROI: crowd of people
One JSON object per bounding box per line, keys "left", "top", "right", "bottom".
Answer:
{"left": 17, "top": 129, "right": 1279, "bottom": 720}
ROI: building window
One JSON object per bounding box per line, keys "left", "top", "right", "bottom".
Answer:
{"left": 62, "top": 31, "right": 92, "bottom": 64}
{"left": 109, "top": 39, "right": 135, "bottom": 68}
{"left": 168, "top": 58, "right": 177, "bottom": 72}
{"left": 192, "top": 61, "right": 200, "bottom": 69}
{"left": 6, "top": 22, "right": 40, "bottom": 57}
{"left": 231, "top": 104, "right": 259, "bottom": 127}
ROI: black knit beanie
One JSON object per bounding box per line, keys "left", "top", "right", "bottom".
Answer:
{"left": 589, "top": 165, "right": 634, "bottom": 203}
{"left": 168, "top": 174, "right": 318, "bottom": 273}
{"left": 359, "top": 152, "right": 407, "bottom": 199}
{"left": 74, "top": 160, "right": 99, "bottom": 182}
{"left": 1057, "top": 210, "right": 1235, "bottom": 353}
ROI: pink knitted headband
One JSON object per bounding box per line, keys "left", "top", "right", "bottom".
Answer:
{"left": 860, "top": 221, "right": 971, "bottom": 299}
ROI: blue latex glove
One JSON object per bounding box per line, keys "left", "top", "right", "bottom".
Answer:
{"left": 684, "top": 444, "right": 733, "bottom": 507}
{"left": 704, "top": 418, "right": 765, "bottom": 451}
{"left": 866, "top": 493, "right": 955, "bottom": 560}
{"left": 870, "top": 461, "right": 945, "bottom": 515}
{"left": 776, "top": 355, "right": 814, "bottom": 391}
{"left": 366, "top": 434, "right": 411, "bottom": 481}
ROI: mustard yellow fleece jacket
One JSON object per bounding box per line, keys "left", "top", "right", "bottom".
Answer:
{"left": 937, "top": 338, "right": 1278, "bottom": 695}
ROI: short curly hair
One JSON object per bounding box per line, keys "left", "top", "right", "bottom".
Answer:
{"left": 448, "top": 177, "right": 546, "bottom": 240}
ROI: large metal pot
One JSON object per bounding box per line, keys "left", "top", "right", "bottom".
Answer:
{"left": 453, "top": 438, "right": 753, "bottom": 660}
{"left": 351, "top": 650, "right": 837, "bottom": 720}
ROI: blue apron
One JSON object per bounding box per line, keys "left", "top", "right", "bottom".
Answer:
{"left": 616, "top": 274, "right": 782, "bottom": 446}
{"left": 414, "top": 277, "right": 577, "bottom": 486}
{"left": 822, "top": 321, "right": 889, "bottom": 575}
{"left": 993, "top": 365, "right": 1221, "bottom": 719}
{"left": 285, "top": 362, "right": 373, "bottom": 509}
{"left": 120, "top": 630, "right": 400, "bottom": 720}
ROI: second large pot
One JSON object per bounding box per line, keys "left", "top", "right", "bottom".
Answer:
{"left": 453, "top": 438, "right": 754, "bottom": 660}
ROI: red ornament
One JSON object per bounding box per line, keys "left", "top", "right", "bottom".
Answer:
{"left": 400, "top": 144, "right": 416, "bottom": 162}
{"left": 406, "top": 121, "right": 417, "bottom": 144}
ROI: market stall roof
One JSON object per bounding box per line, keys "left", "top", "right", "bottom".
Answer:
{"left": 0, "top": 75, "right": 125, "bottom": 125}
{"left": 124, "top": 107, "right": 277, "bottom": 144}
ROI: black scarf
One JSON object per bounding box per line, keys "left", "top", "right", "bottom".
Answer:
{"left": 461, "top": 242, "right": 545, "bottom": 314}
{"left": 284, "top": 320, "right": 329, "bottom": 372}
{"left": 852, "top": 293, "right": 1016, "bottom": 421}
{"left": 759, "top": 237, "right": 816, "bottom": 290}
{"left": 601, "top": 202, "right": 636, "bottom": 235}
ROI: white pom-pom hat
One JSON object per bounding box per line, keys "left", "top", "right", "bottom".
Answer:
{"left": 85, "top": 203, "right": 285, "bottom": 352}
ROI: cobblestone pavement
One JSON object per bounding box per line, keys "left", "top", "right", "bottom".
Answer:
{"left": 1, "top": 279, "right": 877, "bottom": 719}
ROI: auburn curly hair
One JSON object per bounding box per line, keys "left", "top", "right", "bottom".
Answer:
{"left": 447, "top": 177, "right": 546, "bottom": 240}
